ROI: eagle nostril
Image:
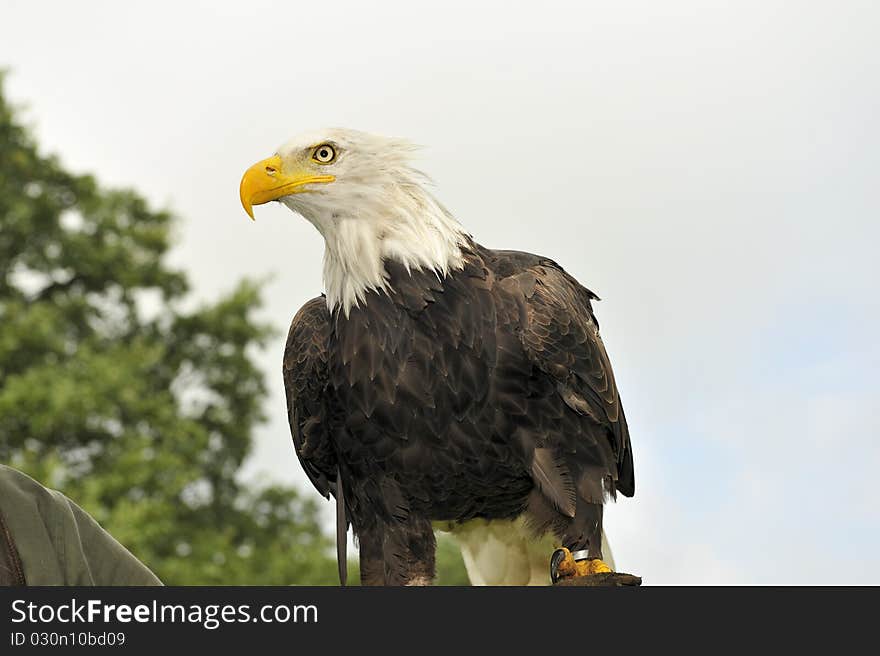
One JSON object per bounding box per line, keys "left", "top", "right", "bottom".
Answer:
{"left": 265, "top": 166, "right": 276, "bottom": 174}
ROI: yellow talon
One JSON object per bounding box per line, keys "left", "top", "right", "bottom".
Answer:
{"left": 579, "top": 558, "right": 612, "bottom": 575}
{"left": 553, "top": 547, "right": 612, "bottom": 579}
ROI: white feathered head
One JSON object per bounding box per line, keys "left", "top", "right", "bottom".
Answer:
{"left": 240, "top": 128, "right": 469, "bottom": 314}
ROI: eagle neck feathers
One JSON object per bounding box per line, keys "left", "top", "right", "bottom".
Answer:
{"left": 304, "top": 184, "right": 471, "bottom": 316}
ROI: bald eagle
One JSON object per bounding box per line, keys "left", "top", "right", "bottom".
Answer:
{"left": 240, "top": 130, "right": 635, "bottom": 586}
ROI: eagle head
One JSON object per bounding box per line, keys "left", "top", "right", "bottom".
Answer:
{"left": 239, "top": 128, "right": 469, "bottom": 314}
{"left": 239, "top": 129, "right": 416, "bottom": 223}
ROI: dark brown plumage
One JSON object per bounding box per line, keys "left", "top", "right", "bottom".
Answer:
{"left": 283, "top": 240, "right": 634, "bottom": 585}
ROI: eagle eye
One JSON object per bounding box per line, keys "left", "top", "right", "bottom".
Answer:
{"left": 312, "top": 144, "right": 337, "bottom": 164}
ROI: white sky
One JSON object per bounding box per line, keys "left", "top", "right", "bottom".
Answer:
{"left": 3, "top": 0, "right": 878, "bottom": 583}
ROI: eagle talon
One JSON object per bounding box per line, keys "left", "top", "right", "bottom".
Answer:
{"left": 550, "top": 548, "right": 568, "bottom": 584}
{"left": 550, "top": 547, "right": 613, "bottom": 583}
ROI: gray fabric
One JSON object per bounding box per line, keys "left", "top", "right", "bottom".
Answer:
{"left": 0, "top": 464, "right": 161, "bottom": 586}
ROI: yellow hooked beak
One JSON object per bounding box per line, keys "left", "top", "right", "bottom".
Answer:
{"left": 239, "top": 155, "right": 335, "bottom": 220}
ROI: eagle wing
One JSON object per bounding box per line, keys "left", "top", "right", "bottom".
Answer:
{"left": 283, "top": 297, "right": 336, "bottom": 499}
{"left": 496, "top": 256, "right": 635, "bottom": 500}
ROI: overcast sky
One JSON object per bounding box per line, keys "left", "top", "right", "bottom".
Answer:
{"left": 3, "top": 0, "right": 878, "bottom": 583}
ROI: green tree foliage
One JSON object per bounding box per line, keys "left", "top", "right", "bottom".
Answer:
{"left": 434, "top": 533, "right": 471, "bottom": 586}
{"left": 0, "top": 75, "right": 340, "bottom": 584}
{"left": 0, "top": 76, "right": 470, "bottom": 585}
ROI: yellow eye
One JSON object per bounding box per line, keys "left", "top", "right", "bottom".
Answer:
{"left": 312, "top": 144, "right": 337, "bottom": 164}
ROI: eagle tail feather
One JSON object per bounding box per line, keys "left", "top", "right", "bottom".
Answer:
{"left": 336, "top": 467, "right": 348, "bottom": 585}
